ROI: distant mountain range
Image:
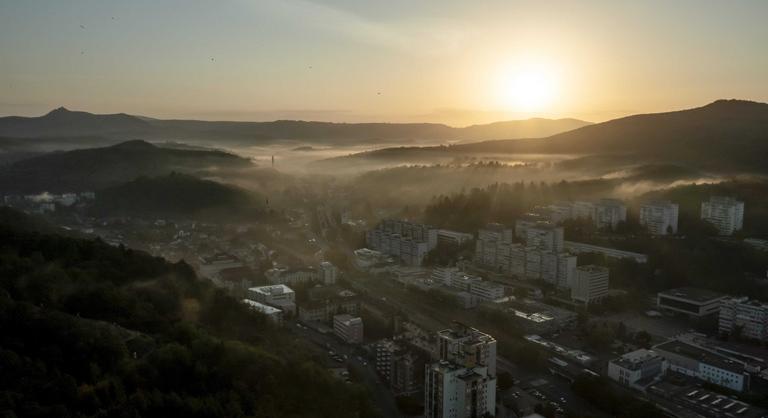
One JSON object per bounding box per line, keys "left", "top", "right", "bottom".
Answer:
{"left": 0, "top": 140, "right": 251, "bottom": 193}
{"left": 320, "top": 100, "right": 768, "bottom": 173}
{"left": 0, "top": 107, "right": 591, "bottom": 146}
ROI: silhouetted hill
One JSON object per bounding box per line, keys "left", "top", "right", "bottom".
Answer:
{"left": 0, "top": 140, "right": 251, "bottom": 193}
{"left": 324, "top": 100, "right": 768, "bottom": 172}
{"left": 0, "top": 107, "right": 151, "bottom": 137}
{"left": 0, "top": 107, "right": 590, "bottom": 145}
{"left": 91, "top": 173, "right": 263, "bottom": 218}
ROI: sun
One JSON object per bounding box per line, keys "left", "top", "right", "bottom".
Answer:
{"left": 498, "top": 65, "right": 559, "bottom": 112}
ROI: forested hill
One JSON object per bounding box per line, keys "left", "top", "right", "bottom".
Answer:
{"left": 0, "top": 207, "right": 376, "bottom": 417}
{"left": 91, "top": 173, "right": 264, "bottom": 219}
{"left": 0, "top": 140, "right": 252, "bottom": 194}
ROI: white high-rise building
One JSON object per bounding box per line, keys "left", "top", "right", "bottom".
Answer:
{"left": 719, "top": 297, "right": 768, "bottom": 342}
{"left": 320, "top": 261, "right": 338, "bottom": 285}
{"left": 366, "top": 219, "right": 438, "bottom": 265}
{"left": 639, "top": 201, "right": 679, "bottom": 235}
{"left": 571, "top": 265, "right": 609, "bottom": 305}
{"left": 594, "top": 199, "right": 627, "bottom": 230}
{"left": 425, "top": 325, "right": 497, "bottom": 418}
{"left": 701, "top": 196, "right": 745, "bottom": 236}
{"left": 556, "top": 253, "right": 578, "bottom": 289}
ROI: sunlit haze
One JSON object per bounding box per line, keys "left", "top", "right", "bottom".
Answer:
{"left": 1, "top": 0, "right": 767, "bottom": 124}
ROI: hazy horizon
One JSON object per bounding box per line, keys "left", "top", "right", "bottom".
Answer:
{"left": 2, "top": 0, "right": 767, "bottom": 125}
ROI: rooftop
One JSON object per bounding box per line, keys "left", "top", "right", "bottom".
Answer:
{"left": 654, "top": 340, "right": 745, "bottom": 374}
{"left": 658, "top": 287, "right": 726, "bottom": 303}
{"left": 242, "top": 299, "right": 282, "bottom": 315}
{"left": 249, "top": 284, "right": 294, "bottom": 295}
{"left": 611, "top": 349, "right": 662, "bottom": 370}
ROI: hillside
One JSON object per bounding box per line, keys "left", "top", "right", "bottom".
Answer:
{"left": 322, "top": 100, "right": 768, "bottom": 173}
{"left": 0, "top": 207, "right": 376, "bottom": 417}
{"left": 0, "top": 140, "right": 252, "bottom": 193}
{"left": 91, "top": 173, "right": 263, "bottom": 218}
{"left": 0, "top": 107, "right": 590, "bottom": 146}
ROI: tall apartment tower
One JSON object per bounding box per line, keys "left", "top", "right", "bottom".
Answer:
{"left": 639, "top": 201, "right": 679, "bottom": 235}
{"left": 594, "top": 199, "right": 627, "bottom": 230}
{"left": 701, "top": 196, "right": 744, "bottom": 236}
{"left": 571, "top": 265, "right": 609, "bottom": 305}
{"left": 525, "top": 223, "right": 564, "bottom": 252}
{"left": 425, "top": 324, "right": 497, "bottom": 418}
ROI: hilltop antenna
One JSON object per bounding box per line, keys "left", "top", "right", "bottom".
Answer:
{"left": 271, "top": 155, "right": 274, "bottom": 168}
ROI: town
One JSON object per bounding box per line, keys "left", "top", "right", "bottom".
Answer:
{"left": 6, "top": 187, "right": 767, "bottom": 418}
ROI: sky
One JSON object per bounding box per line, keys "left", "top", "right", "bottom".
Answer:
{"left": 1, "top": 0, "right": 767, "bottom": 125}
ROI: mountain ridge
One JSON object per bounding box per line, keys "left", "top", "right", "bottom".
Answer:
{"left": 318, "top": 99, "right": 768, "bottom": 172}
{"left": 0, "top": 107, "right": 592, "bottom": 145}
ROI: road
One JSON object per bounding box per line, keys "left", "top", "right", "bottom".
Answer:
{"left": 291, "top": 321, "right": 402, "bottom": 418}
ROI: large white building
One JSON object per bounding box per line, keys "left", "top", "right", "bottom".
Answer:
{"left": 425, "top": 325, "right": 497, "bottom": 418}
{"left": 701, "top": 196, "right": 745, "bottom": 236}
{"left": 654, "top": 340, "right": 750, "bottom": 392}
{"left": 719, "top": 297, "right": 768, "bottom": 342}
{"left": 656, "top": 287, "right": 726, "bottom": 318}
{"left": 248, "top": 284, "right": 296, "bottom": 314}
{"left": 639, "top": 201, "right": 679, "bottom": 235}
{"left": 265, "top": 266, "right": 320, "bottom": 286}
{"left": 437, "top": 229, "right": 474, "bottom": 246}
{"left": 594, "top": 199, "right": 627, "bottom": 230}
{"left": 571, "top": 265, "right": 609, "bottom": 305}
{"left": 607, "top": 349, "right": 665, "bottom": 389}
{"left": 469, "top": 280, "right": 505, "bottom": 301}
{"left": 320, "top": 261, "right": 338, "bottom": 285}
{"left": 366, "top": 219, "right": 438, "bottom": 265}
{"left": 242, "top": 299, "right": 283, "bottom": 323}
{"left": 333, "top": 314, "right": 364, "bottom": 344}
{"left": 431, "top": 267, "right": 463, "bottom": 286}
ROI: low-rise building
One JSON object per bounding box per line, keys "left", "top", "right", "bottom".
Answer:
{"left": 333, "top": 314, "right": 364, "bottom": 344}
{"left": 657, "top": 287, "right": 726, "bottom": 318}
{"left": 654, "top": 340, "right": 750, "bottom": 392}
{"left": 265, "top": 266, "right": 320, "bottom": 286}
{"left": 437, "top": 229, "right": 474, "bottom": 246}
{"left": 242, "top": 299, "right": 283, "bottom": 323}
{"left": 564, "top": 241, "right": 648, "bottom": 263}
{"left": 248, "top": 284, "right": 296, "bottom": 314}
{"left": 719, "top": 297, "right": 768, "bottom": 342}
{"left": 469, "top": 280, "right": 505, "bottom": 301}
{"left": 449, "top": 274, "right": 483, "bottom": 292}
{"left": 608, "top": 349, "right": 665, "bottom": 390}
{"left": 198, "top": 253, "right": 243, "bottom": 280}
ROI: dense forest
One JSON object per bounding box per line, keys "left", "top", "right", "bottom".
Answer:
{"left": 91, "top": 173, "right": 265, "bottom": 220}
{"left": 0, "top": 208, "right": 376, "bottom": 418}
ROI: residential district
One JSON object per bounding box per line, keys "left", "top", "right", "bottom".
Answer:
{"left": 3, "top": 191, "right": 768, "bottom": 418}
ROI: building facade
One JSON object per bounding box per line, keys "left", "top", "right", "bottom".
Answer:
{"left": 333, "top": 314, "right": 364, "bottom": 344}
{"left": 571, "top": 265, "right": 609, "bottom": 305}
{"left": 639, "top": 201, "right": 679, "bottom": 235}
{"left": 425, "top": 325, "right": 497, "bottom": 418}
{"left": 719, "top": 297, "right": 768, "bottom": 342}
{"left": 701, "top": 196, "right": 745, "bottom": 236}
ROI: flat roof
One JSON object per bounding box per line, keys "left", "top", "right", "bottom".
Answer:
{"left": 654, "top": 340, "right": 744, "bottom": 374}
{"left": 658, "top": 287, "right": 725, "bottom": 303}
{"left": 242, "top": 299, "right": 282, "bottom": 315}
